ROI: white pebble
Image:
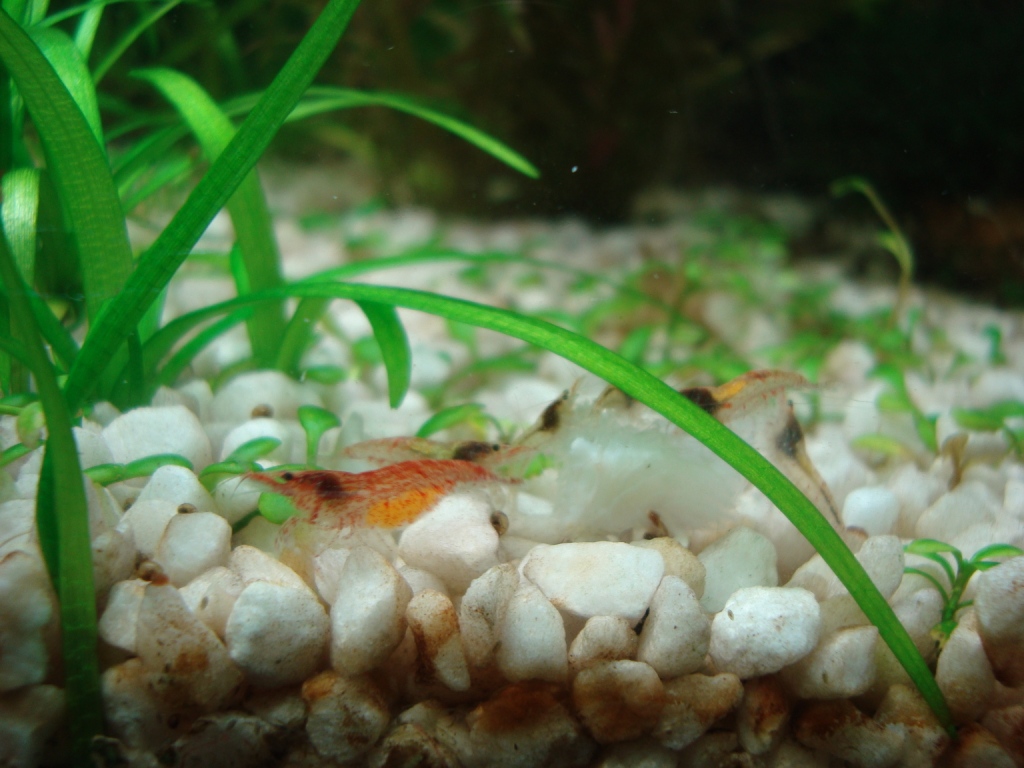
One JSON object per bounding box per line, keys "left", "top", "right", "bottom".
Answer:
{"left": 0, "top": 552, "right": 55, "bottom": 691}
{"left": 134, "top": 582, "right": 244, "bottom": 711}
{"left": 91, "top": 527, "right": 136, "bottom": 593}
{"left": 520, "top": 541, "right": 664, "bottom": 622}
{"left": 212, "top": 475, "right": 263, "bottom": 526}
{"left": 459, "top": 563, "right": 519, "bottom": 668}
{"left": 568, "top": 615, "right": 638, "bottom": 673}
{"left": 210, "top": 370, "right": 322, "bottom": 422}
{"left": 155, "top": 511, "right": 231, "bottom": 587}
{"left": 916, "top": 480, "right": 999, "bottom": 542}
{"left": 180, "top": 567, "right": 244, "bottom": 638}
{"left": 788, "top": 535, "right": 904, "bottom": 603}
{"left": 842, "top": 486, "right": 899, "bottom": 535}
{"left": 698, "top": 527, "right": 779, "bottom": 613}
{"left": 225, "top": 581, "right": 329, "bottom": 688}
{"left": 632, "top": 537, "right": 705, "bottom": 597}
{"left": 103, "top": 405, "right": 212, "bottom": 470}
{"left": 398, "top": 492, "right": 501, "bottom": 593}
{"left": 397, "top": 564, "right": 449, "bottom": 597}
{"left": 229, "top": 545, "right": 309, "bottom": 591}
{"left": 73, "top": 425, "right": 114, "bottom": 469}
{"left": 709, "top": 587, "right": 821, "bottom": 678}
{"left": 887, "top": 463, "right": 947, "bottom": 535}
{"left": 406, "top": 589, "right": 471, "bottom": 691}
{"left": 935, "top": 612, "right": 996, "bottom": 724}
{"left": 973, "top": 556, "right": 1024, "bottom": 687}
{"left": 637, "top": 576, "right": 710, "bottom": 678}
{"left": 135, "top": 465, "right": 216, "bottom": 512}
{"left": 330, "top": 547, "right": 412, "bottom": 676}
{"left": 219, "top": 418, "right": 294, "bottom": 464}
{"left": 98, "top": 579, "right": 146, "bottom": 653}
{"left": 311, "top": 547, "right": 352, "bottom": 605}
{"left": 0, "top": 500, "right": 35, "bottom": 559}
{"left": 118, "top": 499, "right": 178, "bottom": 559}
{"left": 497, "top": 581, "right": 568, "bottom": 683}
{"left": 780, "top": 626, "right": 879, "bottom": 698}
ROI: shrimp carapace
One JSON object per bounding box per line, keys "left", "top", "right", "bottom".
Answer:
{"left": 247, "top": 458, "right": 514, "bottom": 530}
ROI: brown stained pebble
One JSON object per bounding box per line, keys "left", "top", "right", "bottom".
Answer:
{"left": 302, "top": 671, "right": 390, "bottom": 764}
{"left": 676, "top": 731, "right": 751, "bottom": 768}
{"left": 177, "top": 503, "right": 197, "bottom": 515}
{"left": 944, "top": 722, "right": 1017, "bottom": 768}
{"left": 406, "top": 589, "right": 470, "bottom": 692}
{"left": 251, "top": 404, "right": 273, "bottom": 418}
{"left": 736, "top": 675, "right": 791, "bottom": 755}
{"left": 369, "top": 722, "right": 460, "bottom": 768}
{"left": 981, "top": 705, "right": 1024, "bottom": 767}
{"left": 793, "top": 699, "right": 905, "bottom": 768}
{"left": 874, "top": 684, "right": 950, "bottom": 768}
{"left": 653, "top": 672, "right": 743, "bottom": 751}
{"left": 157, "top": 712, "right": 277, "bottom": 768}
{"left": 135, "top": 583, "right": 244, "bottom": 713}
{"left": 572, "top": 660, "right": 666, "bottom": 744}
{"left": 467, "top": 682, "right": 594, "bottom": 768}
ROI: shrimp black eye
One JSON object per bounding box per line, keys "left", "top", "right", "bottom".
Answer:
{"left": 491, "top": 443, "right": 501, "bottom": 452}
{"left": 281, "top": 471, "right": 294, "bottom": 481}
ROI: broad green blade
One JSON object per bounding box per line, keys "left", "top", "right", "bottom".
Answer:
{"left": 62, "top": 0, "right": 363, "bottom": 411}
{"left": 134, "top": 67, "right": 286, "bottom": 368}
{"left": 356, "top": 300, "right": 410, "bottom": 408}
{"left": 29, "top": 26, "right": 102, "bottom": 142}
{"left": 0, "top": 8, "right": 133, "bottom": 325}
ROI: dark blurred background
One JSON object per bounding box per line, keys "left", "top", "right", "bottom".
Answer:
{"left": 82, "top": 0, "right": 1024, "bottom": 301}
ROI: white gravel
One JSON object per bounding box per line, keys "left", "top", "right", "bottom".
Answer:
{"left": 4, "top": 177, "right": 1024, "bottom": 765}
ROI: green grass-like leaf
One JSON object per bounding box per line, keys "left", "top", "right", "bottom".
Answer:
{"left": 0, "top": 9, "right": 134, "bottom": 325}
{"left": 134, "top": 67, "right": 286, "bottom": 367}
{"left": 356, "top": 300, "right": 411, "bottom": 408}
{"left": 61, "top": 0, "right": 365, "bottom": 412}
{"left": 416, "top": 402, "right": 486, "bottom": 438}
{"left": 0, "top": 228, "right": 100, "bottom": 764}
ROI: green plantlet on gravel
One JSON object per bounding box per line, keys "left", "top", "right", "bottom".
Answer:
{"left": 904, "top": 538, "right": 1024, "bottom": 648}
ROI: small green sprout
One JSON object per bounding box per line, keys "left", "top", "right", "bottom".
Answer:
{"left": 851, "top": 363, "right": 938, "bottom": 455}
{"left": 904, "top": 538, "right": 1024, "bottom": 648}
{"left": 416, "top": 402, "right": 489, "bottom": 438}
{"left": 199, "top": 436, "right": 283, "bottom": 491}
{"left": 298, "top": 405, "right": 341, "bottom": 467}
{"left": 952, "top": 400, "right": 1024, "bottom": 457}
{"left": 831, "top": 176, "right": 914, "bottom": 323}
{"left": 84, "top": 454, "right": 193, "bottom": 486}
